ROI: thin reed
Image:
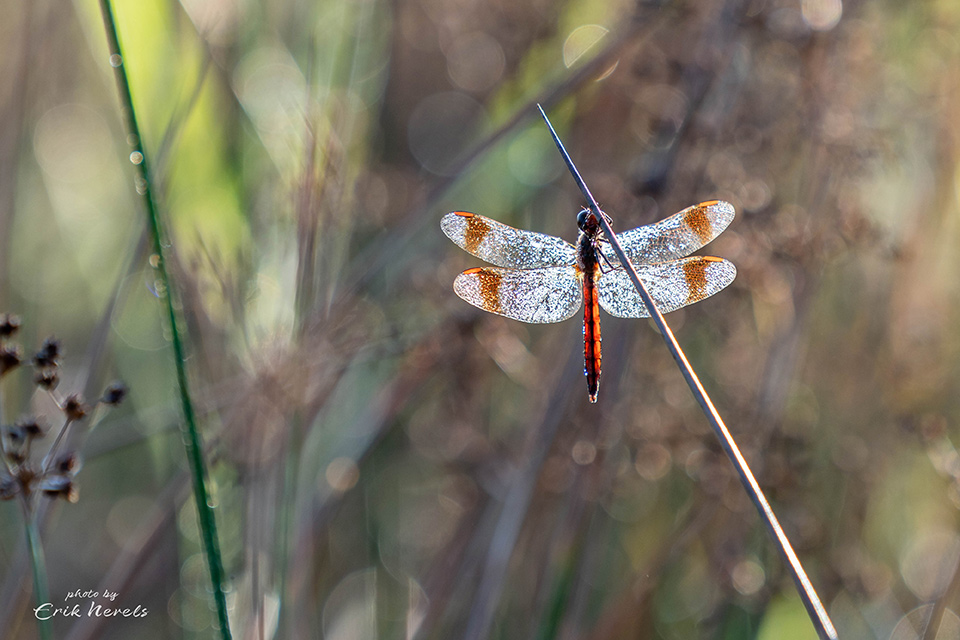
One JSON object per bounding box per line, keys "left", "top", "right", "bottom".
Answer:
{"left": 95, "top": 2, "right": 232, "bottom": 638}
{"left": 1, "top": 0, "right": 960, "bottom": 639}
{"left": 539, "top": 104, "right": 836, "bottom": 639}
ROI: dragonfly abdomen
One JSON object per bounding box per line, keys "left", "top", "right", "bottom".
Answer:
{"left": 577, "top": 212, "right": 604, "bottom": 403}
{"left": 582, "top": 273, "right": 602, "bottom": 403}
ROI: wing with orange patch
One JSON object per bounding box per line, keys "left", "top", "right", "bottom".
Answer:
{"left": 596, "top": 256, "right": 736, "bottom": 318}
{"left": 453, "top": 266, "right": 581, "bottom": 323}
{"left": 441, "top": 212, "right": 576, "bottom": 269}
{"left": 605, "top": 201, "right": 735, "bottom": 265}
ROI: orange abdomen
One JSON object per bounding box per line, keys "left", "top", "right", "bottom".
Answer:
{"left": 582, "top": 273, "right": 602, "bottom": 403}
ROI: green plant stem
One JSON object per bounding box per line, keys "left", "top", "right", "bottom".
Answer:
{"left": 22, "top": 502, "right": 51, "bottom": 640}
{"left": 96, "top": 2, "right": 232, "bottom": 638}
{"left": 534, "top": 552, "right": 576, "bottom": 640}
{"left": 5, "top": 389, "right": 50, "bottom": 640}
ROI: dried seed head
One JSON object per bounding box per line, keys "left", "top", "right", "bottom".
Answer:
{"left": 56, "top": 452, "right": 82, "bottom": 475}
{"left": 0, "top": 314, "right": 21, "bottom": 338}
{"left": 0, "top": 345, "right": 22, "bottom": 377}
{"left": 5, "top": 424, "right": 25, "bottom": 444}
{"left": 16, "top": 417, "right": 44, "bottom": 439}
{"left": 101, "top": 381, "right": 128, "bottom": 406}
{"left": 34, "top": 370, "right": 59, "bottom": 390}
{"left": 39, "top": 475, "right": 70, "bottom": 492}
{"left": 33, "top": 337, "right": 61, "bottom": 369}
{"left": 4, "top": 425, "right": 27, "bottom": 464}
{"left": 3, "top": 425, "right": 27, "bottom": 465}
{"left": 63, "top": 394, "right": 88, "bottom": 422}
{"left": 0, "top": 475, "right": 18, "bottom": 500}
{"left": 38, "top": 474, "right": 77, "bottom": 501}
{"left": 16, "top": 465, "right": 36, "bottom": 486}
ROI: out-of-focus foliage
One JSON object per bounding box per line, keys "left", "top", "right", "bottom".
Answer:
{"left": 1, "top": 0, "right": 960, "bottom": 638}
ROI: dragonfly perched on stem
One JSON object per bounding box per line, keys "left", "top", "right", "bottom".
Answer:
{"left": 441, "top": 200, "right": 736, "bottom": 402}
{"left": 442, "top": 105, "right": 838, "bottom": 640}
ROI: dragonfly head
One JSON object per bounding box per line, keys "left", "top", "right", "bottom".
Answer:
{"left": 577, "top": 208, "right": 599, "bottom": 232}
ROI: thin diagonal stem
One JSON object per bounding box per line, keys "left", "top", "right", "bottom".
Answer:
{"left": 538, "top": 105, "right": 838, "bottom": 640}
{"left": 97, "top": 2, "right": 232, "bottom": 638}
{"left": 40, "top": 413, "right": 75, "bottom": 475}
{"left": 22, "top": 500, "right": 51, "bottom": 640}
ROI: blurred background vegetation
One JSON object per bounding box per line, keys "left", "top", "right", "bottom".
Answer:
{"left": 1, "top": 0, "right": 960, "bottom": 638}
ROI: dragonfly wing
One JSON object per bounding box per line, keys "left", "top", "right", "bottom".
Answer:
{"left": 441, "top": 212, "right": 577, "bottom": 269}
{"left": 597, "top": 256, "right": 736, "bottom": 318}
{"left": 453, "top": 266, "right": 581, "bottom": 324}
{"left": 605, "top": 200, "right": 735, "bottom": 265}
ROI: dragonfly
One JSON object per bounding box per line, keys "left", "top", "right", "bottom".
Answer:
{"left": 441, "top": 200, "right": 737, "bottom": 403}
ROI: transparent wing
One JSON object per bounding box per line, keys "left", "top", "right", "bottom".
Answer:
{"left": 453, "top": 266, "right": 581, "bottom": 324}
{"left": 441, "top": 211, "right": 577, "bottom": 269}
{"left": 604, "top": 200, "right": 735, "bottom": 265}
{"left": 597, "top": 256, "right": 736, "bottom": 318}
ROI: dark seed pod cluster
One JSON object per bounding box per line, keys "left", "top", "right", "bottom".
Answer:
{"left": 0, "top": 316, "right": 126, "bottom": 509}
{"left": 0, "top": 314, "right": 22, "bottom": 378}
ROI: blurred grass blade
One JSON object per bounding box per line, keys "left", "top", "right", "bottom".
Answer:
{"left": 24, "top": 506, "right": 51, "bottom": 640}
{"left": 96, "top": 2, "right": 233, "bottom": 638}
{"left": 1, "top": 401, "right": 51, "bottom": 640}
{"left": 537, "top": 105, "right": 838, "bottom": 640}
{"left": 461, "top": 347, "right": 582, "bottom": 640}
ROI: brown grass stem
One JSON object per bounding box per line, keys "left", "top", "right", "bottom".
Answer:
{"left": 538, "top": 104, "right": 838, "bottom": 640}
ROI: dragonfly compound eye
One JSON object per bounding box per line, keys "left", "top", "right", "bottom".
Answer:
{"left": 577, "top": 209, "right": 590, "bottom": 230}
